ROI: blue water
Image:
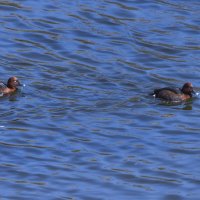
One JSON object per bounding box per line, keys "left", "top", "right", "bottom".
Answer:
{"left": 0, "top": 0, "right": 200, "bottom": 199}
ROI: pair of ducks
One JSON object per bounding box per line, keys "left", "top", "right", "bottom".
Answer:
{"left": 0, "top": 77, "right": 196, "bottom": 102}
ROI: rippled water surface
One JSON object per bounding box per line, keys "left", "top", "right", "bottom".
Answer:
{"left": 0, "top": 0, "right": 200, "bottom": 199}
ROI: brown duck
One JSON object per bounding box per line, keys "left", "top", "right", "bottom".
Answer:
{"left": 152, "top": 82, "right": 195, "bottom": 101}
{"left": 0, "top": 77, "right": 21, "bottom": 95}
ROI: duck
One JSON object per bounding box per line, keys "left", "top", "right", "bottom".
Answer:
{"left": 0, "top": 76, "right": 21, "bottom": 95}
{"left": 152, "top": 82, "right": 195, "bottom": 101}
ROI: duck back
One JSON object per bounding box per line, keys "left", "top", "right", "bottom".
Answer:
{"left": 153, "top": 87, "right": 182, "bottom": 101}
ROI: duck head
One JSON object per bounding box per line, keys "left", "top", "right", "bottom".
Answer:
{"left": 181, "top": 82, "right": 195, "bottom": 97}
{"left": 7, "top": 77, "right": 21, "bottom": 89}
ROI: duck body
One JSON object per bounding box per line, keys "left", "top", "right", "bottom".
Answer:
{"left": 153, "top": 82, "right": 195, "bottom": 102}
{"left": 0, "top": 77, "right": 21, "bottom": 95}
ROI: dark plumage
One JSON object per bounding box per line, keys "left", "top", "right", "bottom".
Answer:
{"left": 152, "top": 82, "right": 195, "bottom": 101}
{"left": 0, "top": 77, "right": 21, "bottom": 95}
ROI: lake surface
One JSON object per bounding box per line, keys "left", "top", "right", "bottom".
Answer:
{"left": 0, "top": 0, "right": 200, "bottom": 199}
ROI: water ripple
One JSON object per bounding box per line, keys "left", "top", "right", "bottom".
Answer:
{"left": 0, "top": 0, "right": 200, "bottom": 199}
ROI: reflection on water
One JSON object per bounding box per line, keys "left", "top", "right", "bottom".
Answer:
{"left": 0, "top": 0, "right": 200, "bottom": 199}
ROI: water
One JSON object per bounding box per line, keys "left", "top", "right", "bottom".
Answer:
{"left": 0, "top": 0, "right": 200, "bottom": 199}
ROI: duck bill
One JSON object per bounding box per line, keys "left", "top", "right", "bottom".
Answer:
{"left": 18, "top": 82, "right": 26, "bottom": 87}
{"left": 192, "top": 90, "right": 197, "bottom": 96}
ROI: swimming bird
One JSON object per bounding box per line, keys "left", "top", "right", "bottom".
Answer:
{"left": 0, "top": 77, "right": 21, "bottom": 95}
{"left": 152, "top": 82, "right": 195, "bottom": 101}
